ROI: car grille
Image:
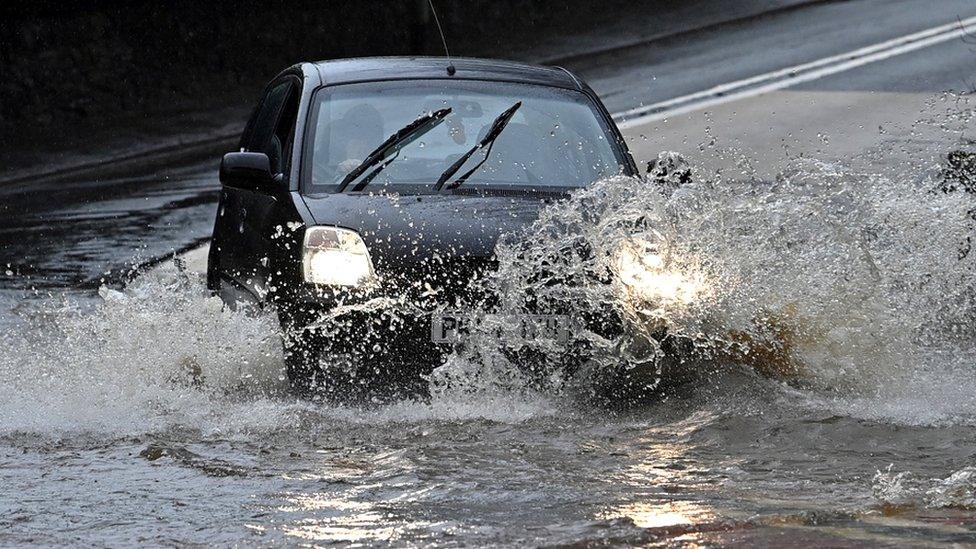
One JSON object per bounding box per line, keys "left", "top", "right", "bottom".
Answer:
{"left": 379, "top": 253, "right": 499, "bottom": 310}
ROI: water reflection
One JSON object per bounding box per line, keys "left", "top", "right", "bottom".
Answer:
{"left": 606, "top": 500, "right": 714, "bottom": 529}
{"left": 597, "top": 414, "right": 725, "bottom": 541}
{"left": 273, "top": 447, "right": 432, "bottom": 544}
{"left": 278, "top": 491, "right": 404, "bottom": 543}
{"left": 283, "top": 518, "right": 399, "bottom": 544}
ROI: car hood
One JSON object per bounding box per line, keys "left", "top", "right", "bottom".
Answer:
{"left": 301, "top": 192, "right": 552, "bottom": 273}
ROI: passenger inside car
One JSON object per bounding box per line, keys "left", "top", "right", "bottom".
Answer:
{"left": 314, "top": 104, "right": 385, "bottom": 181}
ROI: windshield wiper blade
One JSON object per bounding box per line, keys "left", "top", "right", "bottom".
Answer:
{"left": 336, "top": 107, "right": 452, "bottom": 193}
{"left": 433, "top": 101, "right": 521, "bottom": 192}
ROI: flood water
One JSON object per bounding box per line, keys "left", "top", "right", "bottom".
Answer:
{"left": 4, "top": 97, "right": 976, "bottom": 546}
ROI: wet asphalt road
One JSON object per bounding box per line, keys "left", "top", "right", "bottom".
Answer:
{"left": 578, "top": 0, "right": 976, "bottom": 114}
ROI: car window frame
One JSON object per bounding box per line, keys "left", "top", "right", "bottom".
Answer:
{"left": 299, "top": 78, "right": 636, "bottom": 196}
{"left": 272, "top": 77, "right": 302, "bottom": 177}
{"left": 241, "top": 76, "right": 302, "bottom": 176}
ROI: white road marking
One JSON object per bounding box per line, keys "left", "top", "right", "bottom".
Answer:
{"left": 613, "top": 14, "right": 976, "bottom": 128}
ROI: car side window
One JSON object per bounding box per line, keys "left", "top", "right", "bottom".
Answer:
{"left": 244, "top": 80, "right": 293, "bottom": 174}
{"left": 272, "top": 82, "right": 301, "bottom": 176}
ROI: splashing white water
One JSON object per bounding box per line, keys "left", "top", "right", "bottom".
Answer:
{"left": 484, "top": 145, "right": 976, "bottom": 416}
{"left": 6, "top": 146, "right": 976, "bottom": 433}
{"left": 5, "top": 101, "right": 976, "bottom": 431}
{"left": 874, "top": 466, "right": 976, "bottom": 509}
{"left": 0, "top": 263, "right": 288, "bottom": 435}
{"left": 0, "top": 262, "right": 557, "bottom": 436}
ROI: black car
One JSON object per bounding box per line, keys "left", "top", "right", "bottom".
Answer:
{"left": 207, "top": 57, "right": 645, "bottom": 397}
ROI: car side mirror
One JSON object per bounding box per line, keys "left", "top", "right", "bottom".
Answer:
{"left": 219, "top": 152, "right": 278, "bottom": 193}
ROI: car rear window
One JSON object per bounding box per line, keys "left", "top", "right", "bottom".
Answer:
{"left": 303, "top": 79, "right": 626, "bottom": 194}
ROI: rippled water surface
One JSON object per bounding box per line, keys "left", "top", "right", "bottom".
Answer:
{"left": 4, "top": 97, "right": 976, "bottom": 546}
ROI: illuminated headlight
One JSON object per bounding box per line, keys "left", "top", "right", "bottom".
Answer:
{"left": 615, "top": 241, "right": 705, "bottom": 305}
{"left": 302, "top": 226, "right": 375, "bottom": 286}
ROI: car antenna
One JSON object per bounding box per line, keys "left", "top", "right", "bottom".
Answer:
{"left": 427, "top": 0, "right": 455, "bottom": 76}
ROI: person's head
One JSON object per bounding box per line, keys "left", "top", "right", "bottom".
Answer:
{"left": 340, "top": 104, "right": 384, "bottom": 158}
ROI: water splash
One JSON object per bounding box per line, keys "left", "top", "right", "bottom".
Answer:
{"left": 5, "top": 98, "right": 976, "bottom": 430}
{"left": 0, "top": 260, "right": 556, "bottom": 436}
{"left": 0, "top": 262, "right": 288, "bottom": 436}
{"left": 874, "top": 466, "right": 976, "bottom": 509}
{"left": 480, "top": 143, "right": 976, "bottom": 414}
{"left": 6, "top": 146, "right": 976, "bottom": 432}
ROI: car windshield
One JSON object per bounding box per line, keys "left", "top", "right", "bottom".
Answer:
{"left": 304, "top": 79, "right": 626, "bottom": 194}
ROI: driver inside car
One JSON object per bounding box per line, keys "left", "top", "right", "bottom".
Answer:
{"left": 313, "top": 103, "right": 385, "bottom": 182}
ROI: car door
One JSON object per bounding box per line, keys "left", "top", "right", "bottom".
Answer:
{"left": 212, "top": 77, "right": 299, "bottom": 302}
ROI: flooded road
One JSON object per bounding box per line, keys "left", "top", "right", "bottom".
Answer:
{"left": 6, "top": 135, "right": 976, "bottom": 545}
{"left": 4, "top": 270, "right": 976, "bottom": 547}
{"left": 6, "top": 385, "right": 976, "bottom": 546}
{"left": 0, "top": 161, "right": 218, "bottom": 290}
{"left": 5, "top": 2, "right": 976, "bottom": 546}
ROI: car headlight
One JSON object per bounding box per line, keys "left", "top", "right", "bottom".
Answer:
{"left": 302, "top": 226, "right": 375, "bottom": 286}
{"left": 615, "top": 241, "right": 704, "bottom": 305}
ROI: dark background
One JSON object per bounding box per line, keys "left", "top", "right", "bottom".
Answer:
{"left": 0, "top": 0, "right": 643, "bottom": 139}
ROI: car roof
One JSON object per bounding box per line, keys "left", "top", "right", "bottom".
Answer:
{"left": 308, "top": 56, "right": 583, "bottom": 91}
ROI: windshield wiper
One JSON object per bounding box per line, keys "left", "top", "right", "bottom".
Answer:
{"left": 336, "top": 107, "right": 452, "bottom": 193}
{"left": 433, "top": 101, "right": 521, "bottom": 192}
